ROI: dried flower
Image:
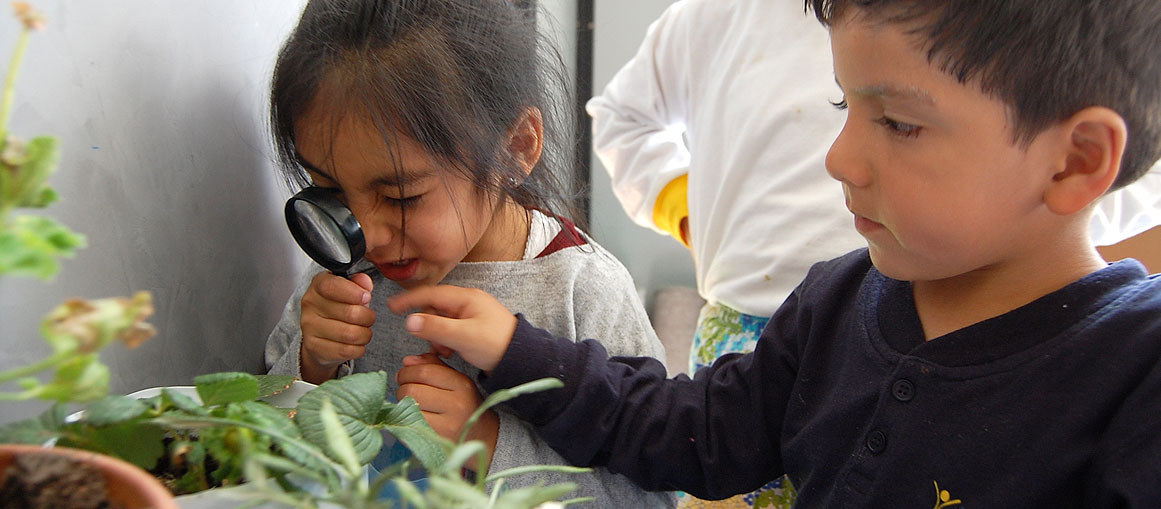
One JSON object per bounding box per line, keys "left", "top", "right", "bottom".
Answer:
{"left": 11, "top": 2, "right": 44, "bottom": 31}
{"left": 1, "top": 135, "right": 26, "bottom": 166}
{"left": 41, "top": 291, "right": 157, "bottom": 354}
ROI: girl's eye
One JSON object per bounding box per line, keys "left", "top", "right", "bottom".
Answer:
{"left": 384, "top": 195, "right": 422, "bottom": 209}
{"left": 316, "top": 186, "right": 349, "bottom": 205}
{"left": 876, "top": 116, "right": 921, "bottom": 138}
{"left": 830, "top": 97, "right": 848, "bottom": 110}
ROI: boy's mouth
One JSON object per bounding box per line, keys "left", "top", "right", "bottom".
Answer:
{"left": 853, "top": 214, "right": 885, "bottom": 234}
{"left": 376, "top": 258, "right": 419, "bottom": 282}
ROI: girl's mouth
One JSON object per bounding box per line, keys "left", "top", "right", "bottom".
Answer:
{"left": 376, "top": 259, "right": 419, "bottom": 282}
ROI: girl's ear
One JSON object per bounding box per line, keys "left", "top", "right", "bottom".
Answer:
{"left": 1043, "top": 106, "right": 1126, "bottom": 216}
{"left": 507, "top": 107, "right": 543, "bottom": 178}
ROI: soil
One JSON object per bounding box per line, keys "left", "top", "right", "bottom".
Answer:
{"left": 0, "top": 451, "right": 121, "bottom": 509}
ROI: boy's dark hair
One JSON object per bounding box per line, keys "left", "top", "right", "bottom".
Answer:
{"left": 806, "top": 0, "right": 1161, "bottom": 191}
{"left": 270, "top": 0, "right": 584, "bottom": 228}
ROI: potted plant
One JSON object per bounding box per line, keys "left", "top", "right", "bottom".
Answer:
{"left": 1, "top": 4, "right": 587, "bottom": 507}
{"left": 0, "top": 4, "right": 177, "bottom": 506}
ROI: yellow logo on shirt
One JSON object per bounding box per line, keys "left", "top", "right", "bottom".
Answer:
{"left": 932, "top": 481, "right": 962, "bottom": 508}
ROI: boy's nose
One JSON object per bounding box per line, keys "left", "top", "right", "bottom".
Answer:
{"left": 825, "top": 122, "right": 872, "bottom": 188}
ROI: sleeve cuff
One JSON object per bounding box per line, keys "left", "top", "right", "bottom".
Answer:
{"left": 652, "top": 174, "right": 690, "bottom": 247}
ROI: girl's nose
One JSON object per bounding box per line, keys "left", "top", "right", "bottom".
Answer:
{"left": 825, "top": 121, "right": 872, "bottom": 188}
{"left": 348, "top": 205, "right": 393, "bottom": 256}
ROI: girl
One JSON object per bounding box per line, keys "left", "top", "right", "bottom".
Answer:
{"left": 262, "top": 1, "right": 674, "bottom": 506}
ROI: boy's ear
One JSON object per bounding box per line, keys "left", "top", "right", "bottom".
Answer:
{"left": 1043, "top": 106, "right": 1126, "bottom": 215}
{"left": 507, "top": 107, "right": 544, "bottom": 179}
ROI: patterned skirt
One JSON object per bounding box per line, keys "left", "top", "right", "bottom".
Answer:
{"left": 677, "top": 302, "right": 796, "bottom": 509}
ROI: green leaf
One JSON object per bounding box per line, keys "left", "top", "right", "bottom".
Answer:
{"left": 459, "top": 377, "right": 563, "bottom": 444}
{"left": 83, "top": 422, "right": 166, "bottom": 470}
{"left": 234, "top": 400, "right": 327, "bottom": 472}
{"left": 0, "top": 404, "right": 68, "bottom": 445}
{"left": 82, "top": 395, "right": 148, "bottom": 426}
{"left": 29, "top": 354, "right": 109, "bottom": 402}
{"left": 0, "top": 214, "right": 85, "bottom": 280}
{"left": 0, "top": 160, "right": 11, "bottom": 206}
{"left": 194, "top": 372, "right": 260, "bottom": 406}
{"left": 170, "top": 441, "right": 210, "bottom": 495}
{"left": 493, "top": 483, "right": 580, "bottom": 509}
{"left": 295, "top": 371, "right": 389, "bottom": 466}
{"left": 426, "top": 475, "right": 492, "bottom": 506}
{"left": 319, "top": 397, "right": 361, "bottom": 475}
{"left": 486, "top": 464, "right": 591, "bottom": 484}
{"left": 390, "top": 477, "right": 428, "bottom": 509}
{"left": 438, "top": 441, "right": 486, "bottom": 477}
{"left": 161, "top": 388, "right": 209, "bottom": 416}
{"left": 376, "top": 396, "right": 451, "bottom": 472}
{"left": 479, "top": 378, "right": 563, "bottom": 412}
{"left": 11, "top": 136, "right": 60, "bottom": 208}
{"left": 255, "top": 374, "right": 296, "bottom": 399}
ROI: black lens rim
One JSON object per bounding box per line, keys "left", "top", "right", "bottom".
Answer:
{"left": 284, "top": 187, "right": 366, "bottom": 274}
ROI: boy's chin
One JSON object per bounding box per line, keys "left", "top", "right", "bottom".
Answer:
{"left": 866, "top": 248, "right": 922, "bottom": 282}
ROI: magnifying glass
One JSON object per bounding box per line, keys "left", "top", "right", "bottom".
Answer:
{"left": 284, "top": 187, "right": 366, "bottom": 276}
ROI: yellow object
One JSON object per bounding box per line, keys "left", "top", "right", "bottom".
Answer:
{"left": 652, "top": 174, "right": 690, "bottom": 247}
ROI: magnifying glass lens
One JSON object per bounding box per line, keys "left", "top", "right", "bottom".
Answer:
{"left": 291, "top": 201, "right": 351, "bottom": 264}
{"left": 284, "top": 187, "right": 366, "bottom": 275}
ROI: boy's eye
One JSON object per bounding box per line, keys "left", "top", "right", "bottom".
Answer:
{"left": 876, "top": 116, "right": 921, "bottom": 138}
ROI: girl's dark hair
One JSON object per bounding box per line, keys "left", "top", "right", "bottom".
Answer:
{"left": 270, "top": 0, "right": 584, "bottom": 228}
{"left": 806, "top": 0, "right": 1161, "bottom": 191}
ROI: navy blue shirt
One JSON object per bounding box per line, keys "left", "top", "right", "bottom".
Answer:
{"left": 482, "top": 250, "right": 1161, "bottom": 508}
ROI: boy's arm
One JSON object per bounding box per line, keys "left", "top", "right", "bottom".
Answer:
{"left": 480, "top": 317, "right": 785, "bottom": 498}
{"left": 389, "top": 285, "right": 792, "bottom": 498}
{"left": 1086, "top": 355, "right": 1161, "bottom": 506}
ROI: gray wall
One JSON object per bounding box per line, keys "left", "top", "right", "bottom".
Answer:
{"left": 588, "top": 0, "right": 695, "bottom": 305}
{"left": 0, "top": 1, "right": 310, "bottom": 422}
{"left": 0, "top": 0, "right": 681, "bottom": 424}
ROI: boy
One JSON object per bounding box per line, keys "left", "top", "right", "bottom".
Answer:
{"left": 388, "top": 0, "right": 1161, "bottom": 506}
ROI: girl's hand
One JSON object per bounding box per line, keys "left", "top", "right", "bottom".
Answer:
{"left": 299, "top": 271, "right": 376, "bottom": 384}
{"left": 387, "top": 285, "right": 516, "bottom": 373}
{"left": 396, "top": 352, "right": 498, "bottom": 469}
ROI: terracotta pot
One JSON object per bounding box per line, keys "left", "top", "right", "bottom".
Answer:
{"left": 0, "top": 443, "right": 178, "bottom": 509}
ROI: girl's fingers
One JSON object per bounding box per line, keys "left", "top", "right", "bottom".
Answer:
{"left": 303, "top": 317, "right": 373, "bottom": 346}
{"left": 401, "top": 352, "right": 444, "bottom": 367}
{"left": 430, "top": 343, "right": 455, "bottom": 359}
{"left": 312, "top": 272, "right": 373, "bottom": 306}
{"left": 349, "top": 272, "right": 374, "bottom": 294}
{"left": 303, "top": 335, "right": 365, "bottom": 365}
{"left": 396, "top": 359, "right": 465, "bottom": 389}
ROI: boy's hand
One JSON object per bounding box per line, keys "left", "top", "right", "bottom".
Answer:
{"left": 299, "top": 271, "right": 376, "bottom": 384}
{"left": 396, "top": 352, "right": 498, "bottom": 469}
{"left": 387, "top": 285, "right": 516, "bottom": 373}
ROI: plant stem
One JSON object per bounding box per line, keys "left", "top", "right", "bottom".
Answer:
{"left": 0, "top": 390, "right": 39, "bottom": 400}
{"left": 0, "top": 26, "right": 31, "bottom": 145}
{"left": 0, "top": 349, "right": 67, "bottom": 386}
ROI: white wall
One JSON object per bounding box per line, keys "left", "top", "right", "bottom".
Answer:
{"left": 588, "top": 0, "right": 695, "bottom": 305}
{"left": 0, "top": 1, "right": 310, "bottom": 422}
